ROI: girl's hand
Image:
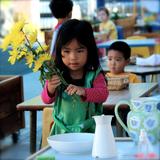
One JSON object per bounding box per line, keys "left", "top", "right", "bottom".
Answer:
{"left": 65, "top": 84, "right": 85, "bottom": 96}
{"left": 47, "top": 75, "right": 61, "bottom": 95}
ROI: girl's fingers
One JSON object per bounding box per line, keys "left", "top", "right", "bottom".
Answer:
{"left": 54, "top": 81, "right": 61, "bottom": 87}
{"left": 49, "top": 76, "right": 61, "bottom": 84}
{"left": 50, "top": 79, "right": 61, "bottom": 85}
{"left": 65, "top": 84, "right": 74, "bottom": 92}
{"left": 66, "top": 85, "right": 76, "bottom": 95}
{"left": 49, "top": 75, "right": 60, "bottom": 81}
{"left": 67, "top": 88, "right": 76, "bottom": 95}
{"left": 65, "top": 85, "right": 85, "bottom": 96}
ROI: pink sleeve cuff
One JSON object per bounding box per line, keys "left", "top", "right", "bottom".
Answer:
{"left": 41, "top": 81, "right": 55, "bottom": 104}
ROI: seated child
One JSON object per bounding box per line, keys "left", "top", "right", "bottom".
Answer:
{"left": 106, "top": 41, "right": 141, "bottom": 83}
{"left": 96, "top": 7, "right": 118, "bottom": 64}
{"left": 97, "top": 7, "right": 117, "bottom": 41}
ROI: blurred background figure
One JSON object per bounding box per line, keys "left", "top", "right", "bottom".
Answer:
{"left": 95, "top": 7, "right": 118, "bottom": 69}
{"left": 97, "top": 7, "right": 118, "bottom": 41}
{"left": 48, "top": 0, "right": 73, "bottom": 56}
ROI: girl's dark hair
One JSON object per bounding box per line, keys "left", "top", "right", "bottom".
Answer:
{"left": 49, "top": 0, "right": 73, "bottom": 18}
{"left": 54, "top": 19, "right": 100, "bottom": 76}
{"left": 108, "top": 41, "right": 131, "bottom": 60}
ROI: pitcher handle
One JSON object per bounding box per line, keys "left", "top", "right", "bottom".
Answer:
{"left": 114, "top": 100, "right": 131, "bottom": 135}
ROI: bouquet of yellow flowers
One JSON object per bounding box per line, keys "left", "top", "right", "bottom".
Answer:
{"left": 0, "top": 20, "right": 67, "bottom": 87}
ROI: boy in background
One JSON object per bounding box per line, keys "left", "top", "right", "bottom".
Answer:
{"left": 106, "top": 41, "right": 141, "bottom": 83}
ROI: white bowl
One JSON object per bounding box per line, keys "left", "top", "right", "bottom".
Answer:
{"left": 47, "top": 133, "right": 94, "bottom": 154}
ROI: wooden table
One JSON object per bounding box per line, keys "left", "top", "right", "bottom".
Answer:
{"left": 102, "top": 65, "right": 160, "bottom": 82}
{"left": 17, "top": 83, "right": 158, "bottom": 153}
{"left": 97, "top": 38, "right": 156, "bottom": 48}
{"left": 27, "top": 137, "right": 160, "bottom": 160}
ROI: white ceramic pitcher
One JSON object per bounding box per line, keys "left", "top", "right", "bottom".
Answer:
{"left": 92, "top": 115, "right": 117, "bottom": 159}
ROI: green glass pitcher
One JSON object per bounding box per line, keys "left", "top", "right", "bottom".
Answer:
{"left": 114, "top": 97, "right": 160, "bottom": 144}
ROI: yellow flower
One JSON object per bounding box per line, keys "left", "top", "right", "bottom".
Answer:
{"left": 36, "top": 45, "right": 48, "bottom": 53}
{"left": 33, "top": 54, "right": 51, "bottom": 72}
{"left": 28, "top": 30, "right": 37, "bottom": 44}
{"left": 23, "top": 23, "right": 37, "bottom": 44}
{"left": 39, "top": 53, "right": 51, "bottom": 62}
{"left": 25, "top": 53, "right": 35, "bottom": 68}
{"left": 42, "top": 45, "right": 48, "bottom": 52}
{"left": 33, "top": 59, "right": 43, "bottom": 72}
{"left": 11, "top": 20, "right": 25, "bottom": 33}
{"left": 8, "top": 50, "right": 19, "bottom": 64}
{"left": 17, "top": 48, "right": 27, "bottom": 59}
{"left": 0, "top": 20, "right": 67, "bottom": 87}
{"left": 0, "top": 34, "right": 12, "bottom": 51}
{"left": 11, "top": 32, "right": 25, "bottom": 49}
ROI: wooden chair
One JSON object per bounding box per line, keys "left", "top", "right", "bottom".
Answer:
{"left": 41, "top": 107, "right": 53, "bottom": 148}
{"left": 114, "top": 16, "right": 136, "bottom": 38}
{"left": 133, "top": 33, "right": 160, "bottom": 54}
{"left": 127, "top": 35, "right": 150, "bottom": 58}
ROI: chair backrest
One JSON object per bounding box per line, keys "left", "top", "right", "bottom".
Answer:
{"left": 126, "top": 35, "right": 150, "bottom": 57}
{"left": 115, "top": 16, "right": 136, "bottom": 38}
{"left": 41, "top": 107, "right": 53, "bottom": 148}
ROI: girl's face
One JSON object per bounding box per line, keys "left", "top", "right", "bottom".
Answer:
{"left": 61, "top": 39, "right": 88, "bottom": 76}
{"left": 97, "top": 10, "right": 109, "bottom": 22}
{"left": 107, "top": 49, "right": 129, "bottom": 74}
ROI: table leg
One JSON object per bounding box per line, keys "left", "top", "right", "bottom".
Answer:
{"left": 150, "top": 74, "right": 158, "bottom": 82}
{"left": 141, "top": 75, "right": 146, "bottom": 82}
{"left": 30, "top": 111, "right": 37, "bottom": 154}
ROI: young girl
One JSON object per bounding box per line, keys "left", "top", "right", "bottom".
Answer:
{"left": 106, "top": 41, "right": 141, "bottom": 83}
{"left": 41, "top": 19, "right": 109, "bottom": 135}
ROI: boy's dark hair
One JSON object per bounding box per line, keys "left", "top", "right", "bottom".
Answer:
{"left": 49, "top": 0, "right": 73, "bottom": 18}
{"left": 98, "top": 7, "right": 110, "bottom": 16}
{"left": 54, "top": 19, "right": 100, "bottom": 78}
{"left": 108, "top": 41, "right": 131, "bottom": 60}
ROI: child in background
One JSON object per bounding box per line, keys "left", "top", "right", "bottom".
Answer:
{"left": 97, "top": 7, "right": 117, "bottom": 41}
{"left": 41, "top": 19, "right": 109, "bottom": 135}
{"left": 106, "top": 41, "right": 141, "bottom": 83}
{"left": 96, "top": 7, "right": 118, "bottom": 68}
{"left": 49, "top": 0, "right": 73, "bottom": 55}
